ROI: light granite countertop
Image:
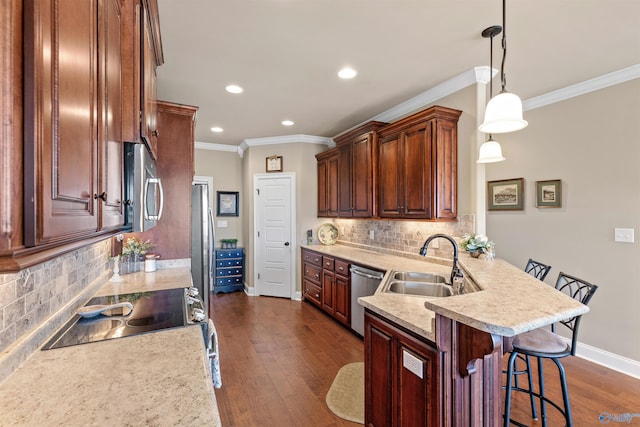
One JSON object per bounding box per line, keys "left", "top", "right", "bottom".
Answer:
{"left": 302, "top": 244, "right": 588, "bottom": 342}
{"left": 0, "top": 268, "right": 222, "bottom": 427}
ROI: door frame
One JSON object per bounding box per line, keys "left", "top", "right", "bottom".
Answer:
{"left": 253, "top": 173, "right": 297, "bottom": 299}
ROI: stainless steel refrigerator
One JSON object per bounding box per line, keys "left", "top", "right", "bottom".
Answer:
{"left": 191, "top": 183, "right": 214, "bottom": 316}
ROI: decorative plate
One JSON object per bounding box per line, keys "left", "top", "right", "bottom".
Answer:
{"left": 318, "top": 223, "right": 339, "bottom": 245}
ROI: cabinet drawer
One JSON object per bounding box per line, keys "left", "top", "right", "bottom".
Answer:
{"left": 303, "top": 250, "right": 322, "bottom": 267}
{"left": 323, "top": 256, "right": 335, "bottom": 271}
{"left": 304, "top": 263, "right": 322, "bottom": 284}
{"left": 216, "top": 249, "right": 244, "bottom": 259}
{"left": 216, "top": 258, "right": 243, "bottom": 268}
{"left": 335, "top": 259, "right": 349, "bottom": 276}
{"left": 303, "top": 280, "right": 322, "bottom": 306}
{"left": 216, "top": 267, "right": 243, "bottom": 277}
{"left": 216, "top": 276, "right": 243, "bottom": 286}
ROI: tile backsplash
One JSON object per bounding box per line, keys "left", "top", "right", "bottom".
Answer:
{"left": 0, "top": 240, "right": 111, "bottom": 354}
{"left": 332, "top": 214, "right": 475, "bottom": 259}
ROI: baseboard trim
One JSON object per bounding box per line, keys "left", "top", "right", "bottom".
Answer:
{"left": 244, "top": 283, "right": 257, "bottom": 296}
{"left": 575, "top": 341, "right": 640, "bottom": 379}
{"left": 292, "top": 291, "right": 302, "bottom": 301}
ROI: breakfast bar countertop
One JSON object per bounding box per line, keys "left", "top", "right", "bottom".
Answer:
{"left": 0, "top": 268, "right": 222, "bottom": 427}
{"left": 302, "top": 244, "right": 589, "bottom": 341}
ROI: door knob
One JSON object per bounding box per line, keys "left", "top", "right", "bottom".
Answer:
{"left": 284, "top": 242, "right": 290, "bottom": 246}
{"left": 94, "top": 192, "right": 107, "bottom": 201}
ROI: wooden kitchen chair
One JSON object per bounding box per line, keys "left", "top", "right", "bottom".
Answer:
{"left": 503, "top": 272, "right": 598, "bottom": 427}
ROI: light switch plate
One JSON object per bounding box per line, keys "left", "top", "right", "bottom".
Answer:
{"left": 369, "top": 230, "right": 375, "bottom": 240}
{"left": 402, "top": 350, "right": 423, "bottom": 379}
{"left": 614, "top": 228, "right": 634, "bottom": 243}
{"left": 217, "top": 220, "right": 228, "bottom": 228}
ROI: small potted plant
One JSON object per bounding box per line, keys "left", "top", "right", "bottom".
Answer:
{"left": 122, "top": 237, "right": 155, "bottom": 272}
{"left": 460, "top": 233, "right": 495, "bottom": 259}
{"left": 220, "top": 239, "right": 238, "bottom": 249}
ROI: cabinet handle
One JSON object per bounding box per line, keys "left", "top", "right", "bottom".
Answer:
{"left": 94, "top": 192, "right": 107, "bottom": 202}
{"left": 152, "top": 130, "right": 159, "bottom": 137}
{"left": 314, "top": 258, "right": 319, "bottom": 262}
{"left": 284, "top": 242, "right": 290, "bottom": 246}
{"left": 315, "top": 274, "right": 319, "bottom": 279}
{"left": 338, "top": 266, "right": 344, "bottom": 272}
{"left": 315, "top": 293, "right": 320, "bottom": 299}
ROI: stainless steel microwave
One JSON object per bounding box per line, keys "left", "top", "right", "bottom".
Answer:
{"left": 123, "top": 143, "right": 163, "bottom": 232}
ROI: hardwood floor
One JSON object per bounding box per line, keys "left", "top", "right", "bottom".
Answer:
{"left": 210, "top": 292, "right": 640, "bottom": 426}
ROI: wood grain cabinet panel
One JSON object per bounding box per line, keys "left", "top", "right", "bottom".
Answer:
{"left": 377, "top": 105, "right": 461, "bottom": 220}
{"left": 365, "top": 311, "right": 441, "bottom": 426}
{"left": 23, "top": 0, "right": 126, "bottom": 247}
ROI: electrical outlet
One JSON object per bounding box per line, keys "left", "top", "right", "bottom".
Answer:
{"left": 402, "top": 350, "right": 423, "bottom": 379}
{"left": 369, "top": 230, "right": 375, "bottom": 240}
{"left": 614, "top": 228, "right": 634, "bottom": 243}
{"left": 341, "top": 226, "right": 345, "bottom": 235}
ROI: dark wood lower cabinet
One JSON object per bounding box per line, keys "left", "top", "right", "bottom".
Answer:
{"left": 365, "top": 311, "right": 440, "bottom": 427}
{"left": 365, "top": 310, "right": 504, "bottom": 427}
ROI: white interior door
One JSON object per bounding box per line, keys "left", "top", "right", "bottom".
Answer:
{"left": 254, "top": 174, "right": 296, "bottom": 298}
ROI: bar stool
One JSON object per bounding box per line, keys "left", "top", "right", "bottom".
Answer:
{"left": 504, "top": 272, "right": 598, "bottom": 427}
{"left": 525, "top": 258, "right": 552, "bottom": 281}
{"left": 506, "top": 258, "right": 553, "bottom": 420}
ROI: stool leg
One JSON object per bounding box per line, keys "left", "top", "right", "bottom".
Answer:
{"left": 537, "top": 357, "right": 547, "bottom": 427}
{"left": 552, "top": 358, "right": 573, "bottom": 427}
{"left": 525, "top": 355, "right": 538, "bottom": 420}
{"left": 504, "top": 351, "right": 519, "bottom": 427}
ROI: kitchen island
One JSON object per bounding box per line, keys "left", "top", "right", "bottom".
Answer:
{"left": 302, "top": 243, "right": 588, "bottom": 426}
{"left": 0, "top": 268, "right": 222, "bottom": 426}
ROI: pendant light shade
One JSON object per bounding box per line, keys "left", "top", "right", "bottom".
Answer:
{"left": 479, "top": 91, "right": 528, "bottom": 134}
{"left": 477, "top": 136, "right": 505, "bottom": 163}
{"left": 478, "top": 0, "right": 528, "bottom": 134}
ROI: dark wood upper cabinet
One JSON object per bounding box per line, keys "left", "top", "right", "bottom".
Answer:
{"left": 378, "top": 105, "right": 461, "bottom": 220}
{"left": 24, "top": 0, "right": 102, "bottom": 247}
{"left": 317, "top": 121, "right": 386, "bottom": 218}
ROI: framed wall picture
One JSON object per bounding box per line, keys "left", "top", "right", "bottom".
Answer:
{"left": 536, "top": 179, "right": 562, "bottom": 208}
{"left": 488, "top": 178, "right": 524, "bottom": 211}
{"left": 266, "top": 155, "right": 283, "bottom": 172}
{"left": 216, "top": 191, "right": 239, "bottom": 216}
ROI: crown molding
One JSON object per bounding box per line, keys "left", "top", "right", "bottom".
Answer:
{"left": 194, "top": 141, "right": 243, "bottom": 156}
{"left": 523, "top": 64, "right": 640, "bottom": 111}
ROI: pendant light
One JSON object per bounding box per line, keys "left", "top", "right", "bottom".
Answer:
{"left": 478, "top": 0, "right": 528, "bottom": 134}
{"left": 477, "top": 25, "right": 505, "bottom": 163}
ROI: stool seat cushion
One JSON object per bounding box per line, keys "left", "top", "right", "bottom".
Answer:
{"left": 513, "top": 328, "right": 570, "bottom": 354}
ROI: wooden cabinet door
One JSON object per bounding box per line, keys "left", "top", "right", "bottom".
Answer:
{"left": 140, "top": 3, "right": 158, "bottom": 158}
{"left": 338, "top": 143, "right": 353, "bottom": 217}
{"left": 322, "top": 271, "right": 335, "bottom": 313}
{"left": 327, "top": 154, "right": 339, "bottom": 217}
{"left": 434, "top": 119, "right": 457, "bottom": 219}
{"left": 378, "top": 133, "right": 403, "bottom": 218}
{"left": 333, "top": 273, "right": 349, "bottom": 325}
{"left": 24, "top": 0, "right": 99, "bottom": 246}
{"left": 402, "top": 121, "right": 433, "bottom": 219}
{"left": 351, "top": 134, "right": 373, "bottom": 218}
{"left": 365, "top": 313, "right": 394, "bottom": 427}
{"left": 98, "top": 0, "right": 125, "bottom": 231}
{"left": 317, "top": 158, "right": 328, "bottom": 216}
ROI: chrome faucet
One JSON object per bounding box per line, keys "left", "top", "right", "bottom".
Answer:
{"left": 419, "top": 233, "right": 463, "bottom": 287}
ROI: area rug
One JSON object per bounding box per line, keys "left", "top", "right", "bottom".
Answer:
{"left": 325, "top": 362, "right": 365, "bottom": 424}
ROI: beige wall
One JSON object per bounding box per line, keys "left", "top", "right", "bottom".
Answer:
{"left": 485, "top": 78, "right": 640, "bottom": 361}
{"left": 241, "top": 142, "right": 328, "bottom": 293}
{"left": 194, "top": 149, "right": 244, "bottom": 246}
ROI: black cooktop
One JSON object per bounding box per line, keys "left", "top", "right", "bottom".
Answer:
{"left": 43, "top": 288, "right": 188, "bottom": 350}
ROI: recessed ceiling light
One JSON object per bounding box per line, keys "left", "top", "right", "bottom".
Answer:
{"left": 225, "top": 84, "right": 243, "bottom": 94}
{"left": 282, "top": 120, "right": 294, "bottom": 126}
{"left": 338, "top": 67, "right": 357, "bottom": 79}
{"left": 211, "top": 127, "right": 223, "bottom": 133}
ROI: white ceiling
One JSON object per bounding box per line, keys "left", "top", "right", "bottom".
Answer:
{"left": 156, "top": 0, "right": 640, "bottom": 146}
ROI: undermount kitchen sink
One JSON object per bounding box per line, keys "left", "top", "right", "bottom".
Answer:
{"left": 385, "top": 281, "right": 453, "bottom": 297}
{"left": 392, "top": 271, "right": 448, "bottom": 283}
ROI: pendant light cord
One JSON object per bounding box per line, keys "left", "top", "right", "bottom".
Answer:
{"left": 500, "top": 0, "right": 507, "bottom": 92}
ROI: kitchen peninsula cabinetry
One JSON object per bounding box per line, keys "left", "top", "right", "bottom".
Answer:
{"left": 302, "top": 248, "right": 351, "bottom": 326}
{"left": 23, "top": 0, "right": 125, "bottom": 248}
{"left": 378, "top": 106, "right": 461, "bottom": 220}
{"left": 365, "top": 311, "right": 440, "bottom": 426}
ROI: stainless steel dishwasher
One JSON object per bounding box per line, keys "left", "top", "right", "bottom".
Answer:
{"left": 350, "top": 265, "right": 384, "bottom": 336}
